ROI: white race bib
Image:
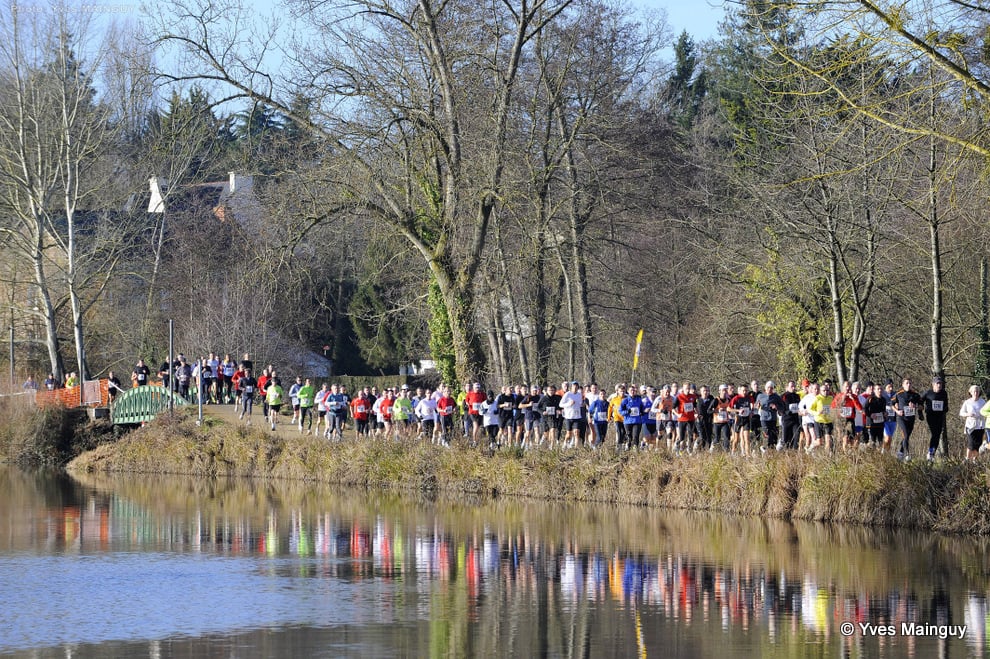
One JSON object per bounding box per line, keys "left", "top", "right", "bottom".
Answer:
{"left": 840, "top": 406, "right": 852, "bottom": 419}
{"left": 932, "top": 400, "right": 944, "bottom": 412}
{"left": 738, "top": 408, "right": 749, "bottom": 417}
{"left": 789, "top": 403, "right": 799, "bottom": 413}
{"left": 629, "top": 407, "right": 640, "bottom": 417}
{"left": 245, "top": 386, "right": 254, "bottom": 393}
{"left": 871, "top": 413, "right": 884, "bottom": 424}
{"left": 904, "top": 407, "right": 915, "bottom": 417}
{"left": 717, "top": 411, "right": 728, "bottom": 422}
{"left": 594, "top": 411, "right": 606, "bottom": 422}
{"left": 472, "top": 403, "right": 481, "bottom": 412}
{"left": 886, "top": 405, "right": 894, "bottom": 417}
{"left": 683, "top": 402, "right": 694, "bottom": 412}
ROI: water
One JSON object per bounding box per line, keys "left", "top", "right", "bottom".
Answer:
{"left": 1, "top": 467, "right": 989, "bottom": 658}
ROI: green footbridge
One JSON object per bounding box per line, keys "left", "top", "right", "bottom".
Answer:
{"left": 111, "top": 385, "right": 190, "bottom": 425}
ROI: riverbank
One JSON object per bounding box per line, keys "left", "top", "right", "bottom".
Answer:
{"left": 0, "top": 399, "right": 117, "bottom": 467}
{"left": 64, "top": 408, "right": 990, "bottom": 535}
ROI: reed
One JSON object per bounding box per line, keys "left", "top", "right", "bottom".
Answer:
{"left": 66, "top": 409, "right": 990, "bottom": 534}
{"left": 0, "top": 401, "right": 116, "bottom": 467}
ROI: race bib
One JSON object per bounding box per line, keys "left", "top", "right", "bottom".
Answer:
{"left": 932, "top": 400, "right": 944, "bottom": 412}
{"left": 738, "top": 408, "right": 749, "bottom": 417}
{"left": 443, "top": 406, "right": 453, "bottom": 415}
{"left": 648, "top": 410, "right": 657, "bottom": 420}
{"left": 356, "top": 405, "right": 366, "bottom": 413}
{"left": 659, "top": 412, "right": 670, "bottom": 421}
{"left": 629, "top": 407, "right": 640, "bottom": 417}
{"left": 904, "top": 407, "right": 916, "bottom": 417}
{"left": 871, "top": 413, "right": 884, "bottom": 424}
{"left": 717, "top": 411, "right": 728, "bottom": 422}
{"left": 789, "top": 403, "right": 799, "bottom": 413}
{"left": 683, "top": 402, "right": 694, "bottom": 412}
{"left": 594, "top": 411, "right": 606, "bottom": 422}
{"left": 472, "top": 403, "right": 481, "bottom": 412}
{"left": 840, "top": 406, "right": 852, "bottom": 419}
{"left": 245, "top": 386, "right": 254, "bottom": 393}
{"left": 886, "top": 405, "right": 895, "bottom": 417}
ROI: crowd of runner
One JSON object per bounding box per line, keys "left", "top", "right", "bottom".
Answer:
{"left": 124, "top": 354, "right": 990, "bottom": 462}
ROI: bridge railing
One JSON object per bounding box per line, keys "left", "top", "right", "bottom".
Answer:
{"left": 110, "top": 385, "right": 190, "bottom": 425}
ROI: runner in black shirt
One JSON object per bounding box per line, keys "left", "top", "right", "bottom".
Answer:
{"left": 779, "top": 380, "right": 802, "bottom": 450}
{"left": 921, "top": 377, "right": 949, "bottom": 460}
{"left": 132, "top": 359, "right": 151, "bottom": 387}
{"left": 892, "top": 378, "right": 923, "bottom": 460}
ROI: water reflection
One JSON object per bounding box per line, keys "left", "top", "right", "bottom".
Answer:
{"left": 1, "top": 468, "right": 989, "bottom": 658}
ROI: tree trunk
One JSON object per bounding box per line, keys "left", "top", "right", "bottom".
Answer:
{"left": 33, "top": 252, "right": 64, "bottom": 382}
{"left": 826, "top": 226, "right": 847, "bottom": 384}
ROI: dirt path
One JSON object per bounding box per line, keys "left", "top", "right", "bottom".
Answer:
{"left": 200, "top": 401, "right": 335, "bottom": 440}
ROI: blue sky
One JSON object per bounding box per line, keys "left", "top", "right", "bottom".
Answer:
{"left": 642, "top": 0, "right": 727, "bottom": 42}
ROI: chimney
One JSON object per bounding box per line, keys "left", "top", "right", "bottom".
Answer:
{"left": 148, "top": 176, "right": 168, "bottom": 213}
{"left": 228, "top": 172, "right": 253, "bottom": 195}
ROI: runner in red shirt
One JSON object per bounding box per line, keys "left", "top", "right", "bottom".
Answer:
{"left": 351, "top": 392, "right": 372, "bottom": 436}
{"left": 676, "top": 382, "right": 699, "bottom": 453}
{"left": 436, "top": 385, "right": 456, "bottom": 445}
{"left": 831, "top": 380, "right": 864, "bottom": 451}
{"left": 464, "top": 382, "right": 487, "bottom": 445}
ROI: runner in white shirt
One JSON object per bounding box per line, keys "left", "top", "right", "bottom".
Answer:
{"left": 559, "top": 381, "right": 585, "bottom": 449}
{"left": 799, "top": 382, "right": 819, "bottom": 452}
{"left": 416, "top": 391, "right": 438, "bottom": 442}
{"left": 960, "top": 385, "right": 987, "bottom": 462}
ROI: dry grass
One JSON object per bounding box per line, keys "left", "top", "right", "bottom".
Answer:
{"left": 65, "top": 409, "right": 990, "bottom": 534}
{"left": 0, "top": 400, "right": 117, "bottom": 467}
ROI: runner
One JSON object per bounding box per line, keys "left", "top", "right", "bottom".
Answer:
{"left": 297, "top": 378, "right": 315, "bottom": 435}
{"left": 392, "top": 388, "right": 415, "bottom": 438}
{"left": 892, "top": 378, "right": 922, "bottom": 460}
{"left": 755, "top": 381, "right": 782, "bottom": 453}
{"left": 238, "top": 368, "right": 257, "bottom": 424}
{"left": 415, "top": 389, "right": 438, "bottom": 442}
{"left": 560, "top": 381, "right": 585, "bottom": 449}
{"left": 608, "top": 384, "right": 627, "bottom": 449}
{"left": 589, "top": 389, "right": 609, "bottom": 448}
{"left": 620, "top": 386, "right": 645, "bottom": 451}
{"left": 779, "top": 380, "right": 802, "bottom": 450}
{"left": 729, "top": 384, "right": 752, "bottom": 456}
{"left": 289, "top": 376, "right": 303, "bottom": 426}
{"left": 695, "top": 385, "right": 717, "bottom": 451}
{"left": 863, "top": 382, "right": 887, "bottom": 448}
{"left": 266, "top": 376, "right": 284, "bottom": 431}
{"left": 811, "top": 381, "right": 835, "bottom": 452}
{"left": 132, "top": 359, "right": 151, "bottom": 388}
{"left": 713, "top": 384, "right": 732, "bottom": 451}
{"left": 961, "top": 385, "right": 987, "bottom": 461}
{"left": 314, "top": 383, "right": 330, "bottom": 437}
{"left": 922, "top": 376, "right": 949, "bottom": 460}
{"left": 436, "top": 385, "right": 456, "bottom": 445}
{"left": 464, "top": 382, "right": 487, "bottom": 446}
{"left": 676, "top": 382, "right": 698, "bottom": 453}
{"left": 496, "top": 385, "right": 516, "bottom": 446}
{"left": 520, "top": 384, "right": 542, "bottom": 449}
{"left": 831, "top": 380, "right": 863, "bottom": 451}
{"left": 219, "top": 354, "right": 236, "bottom": 403}
{"left": 799, "top": 382, "right": 819, "bottom": 451}
{"left": 351, "top": 390, "right": 372, "bottom": 437}
{"left": 326, "top": 384, "right": 349, "bottom": 440}
{"left": 482, "top": 390, "right": 500, "bottom": 447}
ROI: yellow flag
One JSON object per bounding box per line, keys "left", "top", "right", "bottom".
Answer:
{"left": 632, "top": 329, "right": 644, "bottom": 370}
